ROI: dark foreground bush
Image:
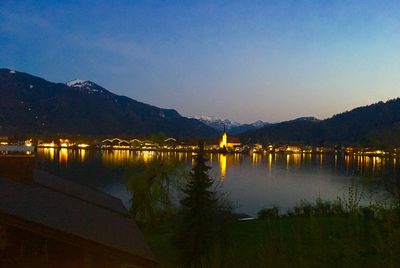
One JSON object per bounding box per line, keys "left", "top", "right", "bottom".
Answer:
{"left": 257, "top": 206, "right": 280, "bottom": 219}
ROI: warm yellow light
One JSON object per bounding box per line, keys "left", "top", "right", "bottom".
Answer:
{"left": 42, "top": 141, "right": 56, "bottom": 148}
{"left": 268, "top": 154, "right": 273, "bottom": 169}
{"left": 219, "top": 154, "right": 227, "bottom": 180}
{"left": 48, "top": 147, "right": 55, "bottom": 160}
{"left": 113, "top": 145, "right": 130, "bottom": 149}
{"left": 79, "top": 149, "right": 86, "bottom": 162}
{"left": 78, "top": 143, "right": 89, "bottom": 148}
{"left": 25, "top": 139, "right": 33, "bottom": 147}
{"left": 286, "top": 146, "right": 301, "bottom": 153}
{"left": 59, "top": 148, "right": 68, "bottom": 163}
{"left": 142, "top": 150, "right": 155, "bottom": 163}
{"left": 219, "top": 131, "right": 227, "bottom": 149}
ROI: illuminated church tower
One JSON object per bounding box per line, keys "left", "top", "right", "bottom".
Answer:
{"left": 219, "top": 126, "right": 227, "bottom": 148}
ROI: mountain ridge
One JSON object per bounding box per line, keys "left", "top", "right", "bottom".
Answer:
{"left": 0, "top": 68, "right": 216, "bottom": 138}
{"left": 240, "top": 98, "right": 400, "bottom": 148}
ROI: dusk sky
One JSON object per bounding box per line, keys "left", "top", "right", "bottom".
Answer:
{"left": 1, "top": 0, "right": 400, "bottom": 123}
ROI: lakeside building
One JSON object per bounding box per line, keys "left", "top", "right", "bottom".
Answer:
{"left": 101, "top": 138, "right": 130, "bottom": 149}
{"left": 130, "top": 139, "right": 143, "bottom": 149}
{"left": 99, "top": 138, "right": 178, "bottom": 151}
{"left": 252, "top": 144, "right": 263, "bottom": 153}
{"left": 219, "top": 128, "right": 242, "bottom": 152}
{"left": 0, "top": 155, "right": 156, "bottom": 267}
{"left": 0, "top": 137, "right": 9, "bottom": 145}
{"left": 0, "top": 145, "right": 34, "bottom": 155}
{"left": 37, "top": 140, "right": 57, "bottom": 148}
{"left": 315, "top": 147, "right": 334, "bottom": 153}
{"left": 161, "top": 138, "right": 178, "bottom": 149}
{"left": 285, "top": 146, "right": 302, "bottom": 153}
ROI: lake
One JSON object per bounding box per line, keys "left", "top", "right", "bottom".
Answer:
{"left": 34, "top": 148, "right": 396, "bottom": 216}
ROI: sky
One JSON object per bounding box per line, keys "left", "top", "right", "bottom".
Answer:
{"left": 1, "top": 0, "right": 400, "bottom": 123}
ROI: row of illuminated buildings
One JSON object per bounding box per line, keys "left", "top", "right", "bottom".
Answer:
{"left": 1, "top": 133, "right": 399, "bottom": 156}
{"left": 249, "top": 144, "right": 400, "bottom": 156}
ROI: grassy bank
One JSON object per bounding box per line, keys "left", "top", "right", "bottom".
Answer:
{"left": 146, "top": 211, "right": 400, "bottom": 267}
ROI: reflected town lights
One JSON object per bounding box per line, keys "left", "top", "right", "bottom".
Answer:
{"left": 345, "top": 155, "right": 350, "bottom": 170}
{"left": 372, "top": 156, "right": 382, "bottom": 173}
{"left": 233, "top": 153, "right": 240, "bottom": 165}
{"left": 286, "top": 154, "right": 290, "bottom": 169}
{"left": 49, "top": 148, "right": 55, "bottom": 161}
{"left": 39, "top": 147, "right": 55, "bottom": 161}
{"left": 268, "top": 154, "right": 273, "bottom": 169}
{"left": 34, "top": 147, "right": 399, "bottom": 180}
{"left": 293, "top": 153, "right": 301, "bottom": 168}
{"left": 252, "top": 153, "right": 261, "bottom": 165}
{"left": 219, "top": 154, "right": 227, "bottom": 180}
{"left": 141, "top": 151, "right": 155, "bottom": 163}
{"left": 59, "top": 148, "right": 68, "bottom": 164}
{"left": 79, "top": 149, "right": 86, "bottom": 162}
{"left": 102, "top": 150, "right": 134, "bottom": 165}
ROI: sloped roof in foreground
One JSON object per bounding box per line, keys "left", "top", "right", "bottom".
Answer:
{"left": 0, "top": 167, "right": 155, "bottom": 264}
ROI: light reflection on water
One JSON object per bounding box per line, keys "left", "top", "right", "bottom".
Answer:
{"left": 35, "top": 149, "right": 396, "bottom": 216}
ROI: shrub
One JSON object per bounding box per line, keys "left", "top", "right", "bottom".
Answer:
{"left": 258, "top": 206, "right": 280, "bottom": 219}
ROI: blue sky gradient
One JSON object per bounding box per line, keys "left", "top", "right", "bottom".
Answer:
{"left": 1, "top": 0, "right": 400, "bottom": 122}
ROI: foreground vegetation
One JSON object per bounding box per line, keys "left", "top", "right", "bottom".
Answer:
{"left": 126, "top": 143, "right": 400, "bottom": 267}
{"left": 146, "top": 200, "right": 400, "bottom": 267}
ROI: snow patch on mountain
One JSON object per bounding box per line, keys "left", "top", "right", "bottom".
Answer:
{"left": 66, "top": 79, "right": 88, "bottom": 87}
{"left": 251, "top": 120, "right": 268, "bottom": 128}
{"left": 195, "top": 116, "right": 269, "bottom": 134}
{"left": 194, "top": 116, "right": 241, "bottom": 131}
{"left": 66, "top": 79, "right": 105, "bottom": 94}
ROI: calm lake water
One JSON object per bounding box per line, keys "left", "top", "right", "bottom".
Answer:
{"left": 35, "top": 148, "right": 396, "bottom": 216}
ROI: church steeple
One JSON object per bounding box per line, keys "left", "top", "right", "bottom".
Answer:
{"left": 219, "top": 125, "right": 227, "bottom": 148}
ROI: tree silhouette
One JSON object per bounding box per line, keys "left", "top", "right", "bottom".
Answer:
{"left": 126, "top": 158, "right": 181, "bottom": 228}
{"left": 175, "top": 141, "right": 221, "bottom": 267}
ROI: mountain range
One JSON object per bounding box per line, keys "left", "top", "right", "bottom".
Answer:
{"left": 241, "top": 100, "right": 400, "bottom": 148}
{"left": 194, "top": 116, "right": 269, "bottom": 135}
{"left": 0, "top": 68, "right": 216, "bottom": 138}
{"left": 2, "top": 68, "right": 400, "bottom": 147}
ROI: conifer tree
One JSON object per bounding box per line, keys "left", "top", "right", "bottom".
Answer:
{"left": 176, "top": 141, "right": 219, "bottom": 267}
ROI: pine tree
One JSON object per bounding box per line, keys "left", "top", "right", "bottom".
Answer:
{"left": 176, "top": 141, "right": 220, "bottom": 267}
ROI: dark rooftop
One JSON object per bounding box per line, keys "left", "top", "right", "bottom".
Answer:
{"left": 0, "top": 159, "right": 155, "bottom": 263}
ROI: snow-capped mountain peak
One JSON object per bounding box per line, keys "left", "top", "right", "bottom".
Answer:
{"left": 66, "top": 79, "right": 89, "bottom": 87}
{"left": 194, "top": 116, "right": 241, "bottom": 131}
{"left": 250, "top": 120, "right": 268, "bottom": 128}
{"left": 66, "top": 79, "right": 105, "bottom": 94}
{"left": 194, "top": 116, "right": 269, "bottom": 135}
